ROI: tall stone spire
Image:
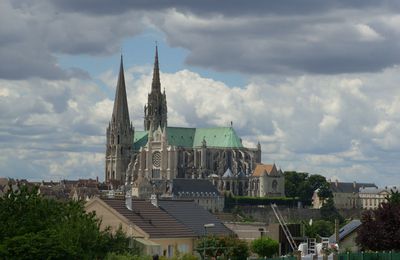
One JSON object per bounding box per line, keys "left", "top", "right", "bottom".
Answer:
{"left": 144, "top": 45, "right": 168, "bottom": 131}
{"left": 105, "top": 55, "right": 134, "bottom": 186}
{"left": 112, "top": 55, "right": 130, "bottom": 124}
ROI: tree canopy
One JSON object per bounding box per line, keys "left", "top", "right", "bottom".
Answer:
{"left": 284, "top": 171, "right": 329, "bottom": 205}
{"left": 250, "top": 237, "right": 279, "bottom": 258}
{"left": 196, "top": 235, "right": 249, "bottom": 260}
{"left": 304, "top": 220, "right": 334, "bottom": 238}
{"left": 356, "top": 190, "right": 400, "bottom": 251}
{"left": 0, "top": 183, "right": 135, "bottom": 259}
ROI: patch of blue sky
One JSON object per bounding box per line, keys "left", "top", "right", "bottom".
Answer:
{"left": 56, "top": 30, "right": 246, "bottom": 94}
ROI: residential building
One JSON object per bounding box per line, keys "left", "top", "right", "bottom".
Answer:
{"left": 359, "top": 186, "right": 399, "bottom": 210}
{"left": 170, "top": 178, "right": 224, "bottom": 212}
{"left": 329, "top": 220, "right": 362, "bottom": 253}
{"left": 312, "top": 180, "right": 376, "bottom": 209}
{"left": 85, "top": 196, "right": 232, "bottom": 257}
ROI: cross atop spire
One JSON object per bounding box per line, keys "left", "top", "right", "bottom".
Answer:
{"left": 112, "top": 55, "right": 130, "bottom": 124}
{"left": 151, "top": 44, "right": 161, "bottom": 93}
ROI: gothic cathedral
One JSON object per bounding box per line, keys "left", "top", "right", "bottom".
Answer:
{"left": 105, "top": 47, "right": 286, "bottom": 198}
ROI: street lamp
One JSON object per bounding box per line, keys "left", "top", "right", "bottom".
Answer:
{"left": 203, "top": 223, "right": 215, "bottom": 260}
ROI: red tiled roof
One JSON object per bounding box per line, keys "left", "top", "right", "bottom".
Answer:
{"left": 252, "top": 164, "right": 276, "bottom": 177}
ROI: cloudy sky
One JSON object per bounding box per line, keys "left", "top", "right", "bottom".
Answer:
{"left": 1, "top": 0, "right": 400, "bottom": 186}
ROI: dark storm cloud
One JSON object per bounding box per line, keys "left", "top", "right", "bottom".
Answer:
{"left": 50, "top": 0, "right": 399, "bottom": 16}
{"left": 0, "top": 0, "right": 143, "bottom": 80}
{"left": 3, "top": 0, "right": 400, "bottom": 79}
{"left": 50, "top": 0, "right": 400, "bottom": 75}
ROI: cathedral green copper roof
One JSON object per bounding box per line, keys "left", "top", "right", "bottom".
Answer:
{"left": 133, "top": 131, "right": 149, "bottom": 150}
{"left": 133, "top": 126, "right": 244, "bottom": 150}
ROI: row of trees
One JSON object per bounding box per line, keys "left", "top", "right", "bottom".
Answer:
{"left": 0, "top": 184, "right": 136, "bottom": 259}
{"left": 196, "top": 235, "right": 279, "bottom": 259}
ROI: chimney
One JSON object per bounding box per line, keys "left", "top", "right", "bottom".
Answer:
{"left": 125, "top": 186, "right": 132, "bottom": 211}
{"left": 150, "top": 194, "right": 158, "bottom": 207}
{"left": 335, "top": 179, "right": 338, "bottom": 187}
{"left": 353, "top": 181, "right": 356, "bottom": 189}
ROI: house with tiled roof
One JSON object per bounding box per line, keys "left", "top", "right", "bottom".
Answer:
{"left": 329, "top": 220, "right": 362, "bottom": 253}
{"left": 248, "top": 163, "right": 285, "bottom": 197}
{"left": 86, "top": 196, "right": 232, "bottom": 257}
{"left": 86, "top": 197, "right": 197, "bottom": 257}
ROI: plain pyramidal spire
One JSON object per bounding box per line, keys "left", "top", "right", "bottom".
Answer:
{"left": 151, "top": 44, "right": 161, "bottom": 93}
{"left": 112, "top": 55, "right": 130, "bottom": 124}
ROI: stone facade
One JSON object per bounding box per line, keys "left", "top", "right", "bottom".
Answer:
{"left": 359, "top": 186, "right": 399, "bottom": 210}
{"left": 249, "top": 164, "right": 285, "bottom": 197}
{"left": 170, "top": 178, "right": 225, "bottom": 212}
{"left": 312, "top": 180, "right": 377, "bottom": 209}
{"left": 106, "top": 47, "right": 265, "bottom": 198}
{"left": 105, "top": 57, "right": 134, "bottom": 185}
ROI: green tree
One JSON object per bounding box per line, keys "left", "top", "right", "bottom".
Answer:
{"left": 250, "top": 237, "right": 279, "bottom": 258}
{"left": 320, "top": 197, "right": 344, "bottom": 223}
{"left": 317, "top": 182, "right": 333, "bottom": 201}
{"left": 356, "top": 190, "right": 400, "bottom": 251}
{"left": 0, "top": 183, "right": 134, "bottom": 259}
{"left": 196, "top": 235, "right": 248, "bottom": 259}
{"left": 196, "top": 235, "right": 222, "bottom": 259}
{"left": 387, "top": 189, "right": 400, "bottom": 204}
{"left": 308, "top": 175, "right": 329, "bottom": 194}
{"left": 304, "top": 220, "right": 334, "bottom": 238}
{"left": 284, "top": 171, "right": 308, "bottom": 199}
{"left": 285, "top": 172, "right": 329, "bottom": 206}
{"left": 220, "top": 236, "right": 249, "bottom": 260}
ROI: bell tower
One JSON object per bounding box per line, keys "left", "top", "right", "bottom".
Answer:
{"left": 144, "top": 45, "right": 168, "bottom": 131}
{"left": 105, "top": 56, "right": 134, "bottom": 185}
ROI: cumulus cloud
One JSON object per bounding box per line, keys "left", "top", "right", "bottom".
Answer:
{"left": 3, "top": 1, "right": 400, "bottom": 186}
{"left": 3, "top": 63, "right": 400, "bottom": 185}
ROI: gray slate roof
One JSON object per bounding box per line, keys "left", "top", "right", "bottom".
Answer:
{"left": 172, "top": 178, "right": 219, "bottom": 195}
{"left": 222, "top": 168, "right": 234, "bottom": 178}
{"left": 102, "top": 199, "right": 196, "bottom": 238}
{"left": 158, "top": 200, "right": 233, "bottom": 236}
{"left": 329, "top": 220, "right": 362, "bottom": 243}
{"left": 330, "top": 182, "right": 376, "bottom": 193}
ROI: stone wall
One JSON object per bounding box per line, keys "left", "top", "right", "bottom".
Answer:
{"left": 237, "top": 205, "right": 363, "bottom": 223}
{"left": 239, "top": 205, "right": 320, "bottom": 224}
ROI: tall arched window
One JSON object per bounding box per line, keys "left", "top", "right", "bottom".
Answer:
{"left": 272, "top": 180, "right": 278, "bottom": 192}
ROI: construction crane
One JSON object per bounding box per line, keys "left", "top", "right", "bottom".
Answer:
{"left": 270, "top": 203, "right": 297, "bottom": 252}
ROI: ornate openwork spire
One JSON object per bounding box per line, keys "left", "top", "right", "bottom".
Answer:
{"left": 151, "top": 44, "right": 161, "bottom": 93}
{"left": 144, "top": 44, "right": 168, "bottom": 131}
